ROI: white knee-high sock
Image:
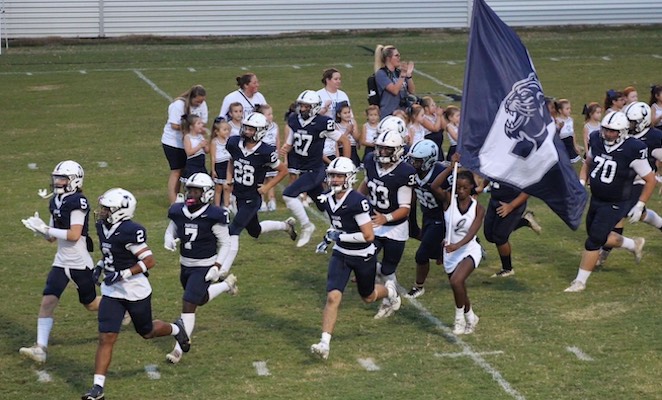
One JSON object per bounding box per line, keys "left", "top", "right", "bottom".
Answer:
{"left": 259, "top": 220, "right": 286, "bottom": 233}
{"left": 37, "top": 317, "right": 53, "bottom": 348}
{"left": 207, "top": 281, "right": 231, "bottom": 301}
{"left": 218, "top": 235, "right": 239, "bottom": 277}
{"left": 643, "top": 209, "right": 662, "bottom": 228}
{"left": 283, "top": 196, "right": 310, "bottom": 226}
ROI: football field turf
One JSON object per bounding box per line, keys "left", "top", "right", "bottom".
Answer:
{"left": 1, "top": 27, "right": 661, "bottom": 399}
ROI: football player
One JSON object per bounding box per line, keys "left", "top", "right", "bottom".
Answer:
{"left": 20, "top": 161, "right": 100, "bottom": 364}
{"left": 281, "top": 90, "right": 351, "bottom": 247}
{"left": 566, "top": 111, "right": 656, "bottom": 292}
{"left": 310, "top": 157, "right": 400, "bottom": 360}
{"left": 404, "top": 139, "right": 446, "bottom": 298}
{"left": 358, "top": 116, "right": 416, "bottom": 319}
{"left": 82, "top": 188, "right": 190, "bottom": 400}
{"left": 163, "top": 173, "right": 236, "bottom": 364}
{"left": 220, "top": 112, "right": 296, "bottom": 278}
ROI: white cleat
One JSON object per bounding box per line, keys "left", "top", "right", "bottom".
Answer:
{"left": 259, "top": 201, "right": 268, "bottom": 212}
{"left": 452, "top": 317, "right": 467, "bottom": 335}
{"left": 633, "top": 237, "right": 645, "bottom": 264}
{"left": 310, "top": 342, "right": 330, "bottom": 360}
{"left": 122, "top": 311, "right": 132, "bottom": 326}
{"left": 564, "top": 279, "right": 586, "bottom": 293}
{"left": 297, "top": 223, "right": 316, "bottom": 247}
{"left": 523, "top": 210, "right": 542, "bottom": 234}
{"left": 464, "top": 314, "right": 479, "bottom": 334}
{"left": 224, "top": 273, "right": 239, "bottom": 296}
{"left": 19, "top": 344, "right": 47, "bottom": 363}
{"left": 267, "top": 199, "right": 277, "bottom": 211}
{"left": 284, "top": 217, "right": 298, "bottom": 241}
{"left": 166, "top": 349, "right": 182, "bottom": 364}
{"left": 385, "top": 280, "right": 401, "bottom": 312}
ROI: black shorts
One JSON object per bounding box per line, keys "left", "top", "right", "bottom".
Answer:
{"left": 163, "top": 144, "right": 187, "bottom": 170}
{"left": 327, "top": 251, "right": 377, "bottom": 298}
{"left": 98, "top": 295, "right": 154, "bottom": 335}
{"left": 43, "top": 266, "right": 97, "bottom": 305}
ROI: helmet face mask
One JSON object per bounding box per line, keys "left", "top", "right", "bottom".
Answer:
{"left": 51, "top": 160, "right": 84, "bottom": 194}
{"left": 326, "top": 157, "right": 357, "bottom": 193}
{"left": 240, "top": 112, "right": 268, "bottom": 143}
{"left": 296, "top": 90, "right": 322, "bottom": 120}
{"left": 600, "top": 111, "right": 629, "bottom": 146}
{"left": 185, "top": 173, "right": 215, "bottom": 207}
{"left": 624, "top": 101, "right": 651, "bottom": 136}
{"left": 97, "top": 188, "right": 136, "bottom": 226}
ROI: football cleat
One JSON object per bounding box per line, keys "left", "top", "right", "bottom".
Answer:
{"left": 405, "top": 286, "right": 425, "bottom": 299}
{"left": 259, "top": 201, "right": 268, "bottom": 212}
{"left": 310, "top": 341, "right": 330, "bottom": 360}
{"left": 267, "top": 199, "right": 277, "bottom": 211}
{"left": 173, "top": 318, "right": 190, "bottom": 353}
{"left": 491, "top": 269, "right": 515, "bottom": 278}
{"left": 224, "top": 274, "right": 239, "bottom": 296}
{"left": 284, "top": 217, "right": 298, "bottom": 241}
{"left": 81, "top": 384, "right": 104, "bottom": 400}
{"left": 297, "top": 223, "right": 316, "bottom": 247}
{"left": 385, "top": 280, "right": 401, "bottom": 311}
{"left": 523, "top": 211, "right": 542, "bottom": 234}
{"left": 464, "top": 314, "right": 480, "bottom": 334}
{"left": 564, "top": 279, "right": 586, "bottom": 293}
{"left": 452, "top": 316, "right": 467, "bottom": 335}
{"left": 633, "top": 237, "right": 645, "bottom": 264}
{"left": 166, "top": 349, "right": 182, "bottom": 364}
{"left": 122, "top": 311, "right": 132, "bottom": 326}
{"left": 19, "top": 344, "right": 47, "bottom": 363}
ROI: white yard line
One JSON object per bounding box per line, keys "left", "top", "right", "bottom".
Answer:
{"left": 435, "top": 350, "right": 504, "bottom": 358}
{"left": 253, "top": 361, "right": 272, "bottom": 376}
{"left": 566, "top": 346, "right": 594, "bottom": 361}
{"left": 406, "top": 297, "right": 526, "bottom": 400}
{"left": 133, "top": 69, "right": 172, "bottom": 102}
{"left": 188, "top": 67, "right": 196, "bottom": 72}
{"left": 357, "top": 358, "right": 381, "bottom": 371}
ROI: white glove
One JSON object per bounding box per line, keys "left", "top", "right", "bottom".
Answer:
{"left": 164, "top": 237, "right": 180, "bottom": 252}
{"left": 627, "top": 201, "right": 645, "bottom": 224}
{"left": 315, "top": 240, "right": 330, "bottom": 254}
{"left": 317, "top": 193, "right": 330, "bottom": 204}
{"left": 37, "top": 188, "right": 53, "bottom": 199}
{"left": 22, "top": 212, "right": 49, "bottom": 236}
{"left": 205, "top": 266, "right": 221, "bottom": 282}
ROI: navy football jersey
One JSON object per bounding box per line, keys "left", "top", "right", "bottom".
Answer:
{"left": 489, "top": 180, "right": 522, "bottom": 203}
{"left": 287, "top": 113, "right": 336, "bottom": 171}
{"left": 96, "top": 220, "right": 147, "bottom": 272}
{"left": 588, "top": 131, "right": 648, "bottom": 202}
{"left": 414, "top": 162, "right": 445, "bottom": 222}
{"left": 168, "top": 203, "right": 229, "bottom": 260}
{"left": 363, "top": 152, "right": 416, "bottom": 225}
{"left": 226, "top": 135, "right": 279, "bottom": 200}
{"left": 323, "top": 189, "right": 372, "bottom": 252}
{"left": 49, "top": 192, "right": 90, "bottom": 236}
{"left": 635, "top": 127, "right": 662, "bottom": 172}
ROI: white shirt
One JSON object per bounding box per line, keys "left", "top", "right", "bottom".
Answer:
{"left": 52, "top": 208, "right": 93, "bottom": 270}
{"left": 219, "top": 90, "right": 267, "bottom": 120}
{"left": 443, "top": 198, "right": 482, "bottom": 274}
{"left": 262, "top": 122, "right": 278, "bottom": 147}
{"left": 213, "top": 137, "right": 231, "bottom": 163}
{"left": 161, "top": 99, "right": 209, "bottom": 148}
{"left": 557, "top": 116, "right": 574, "bottom": 139}
{"left": 317, "top": 88, "right": 351, "bottom": 119}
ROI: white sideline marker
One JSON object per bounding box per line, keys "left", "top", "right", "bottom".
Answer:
{"left": 79, "top": 70, "right": 87, "bottom": 74}
{"left": 144, "top": 364, "right": 161, "bottom": 380}
{"left": 35, "top": 370, "right": 53, "bottom": 383}
{"left": 357, "top": 358, "right": 380, "bottom": 371}
{"left": 653, "top": 55, "right": 662, "bottom": 59}
{"left": 188, "top": 67, "right": 196, "bottom": 72}
{"left": 435, "top": 350, "right": 504, "bottom": 359}
{"left": 566, "top": 346, "right": 594, "bottom": 361}
{"left": 97, "top": 161, "right": 108, "bottom": 168}
{"left": 550, "top": 57, "right": 560, "bottom": 62}
{"left": 292, "top": 65, "right": 301, "bottom": 69}
{"left": 405, "top": 296, "right": 526, "bottom": 400}
{"left": 241, "top": 66, "right": 248, "bottom": 70}
{"left": 602, "top": 56, "right": 611, "bottom": 61}
{"left": 446, "top": 60, "right": 456, "bottom": 65}
{"left": 253, "top": 361, "right": 271, "bottom": 376}
{"left": 26, "top": 72, "right": 33, "bottom": 76}
{"left": 344, "top": 64, "right": 353, "bottom": 68}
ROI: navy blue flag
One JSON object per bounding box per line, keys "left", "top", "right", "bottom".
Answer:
{"left": 457, "top": 0, "right": 587, "bottom": 230}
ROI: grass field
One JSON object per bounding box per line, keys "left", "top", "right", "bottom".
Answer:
{"left": 1, "top": 27, "right": 662, "bottom": 399}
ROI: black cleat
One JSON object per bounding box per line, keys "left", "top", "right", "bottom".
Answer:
{"left": 81, "top": 384, "right": 104, "bottom": 400}
{"left": 173, "top": 318, "right": 191, "bottom": 353}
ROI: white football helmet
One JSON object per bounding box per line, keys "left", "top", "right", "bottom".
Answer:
{"left": 51, "top": 160, "right": 84, "bottom": 194}
{"left": 185, "top": 173, "right": 215, "bottom": 206}
{"left": 377, "top": 116, "right": 407, "bottom": 139}
{"left": 408, "top": 139, "right": 439, "bottom": 172}
{"left": 600, "top": 111, "right": 629, "bottom": 146}
{"left": 374, "top": 130, "right": 404, "bottom": 165}
{"left": 624, "top": 101, "right": 651, "bottom": 137}
{"left": 241, "top": 112, "right": 268, "bottom": 143}
{"left": 296, "top": 90, "right": 322, "bottom": 120}
{"left": 98, "top": 188, "right": 137, "bottom": 225}
{"left": 326, "top": 157, "right": 357, "bottom": 193}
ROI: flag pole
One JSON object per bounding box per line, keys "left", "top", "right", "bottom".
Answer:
{"left": 445, "top": 162, "right": 459, "bottom": 245}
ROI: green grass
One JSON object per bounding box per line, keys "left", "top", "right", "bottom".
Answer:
{"left": 1, "top": 27, "right": 662, "bottom": 399}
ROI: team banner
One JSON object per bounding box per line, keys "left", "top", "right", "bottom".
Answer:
{"left": 457, "top": 0, "right": 587, "bottom": 230}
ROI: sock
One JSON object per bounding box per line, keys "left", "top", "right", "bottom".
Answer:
{"left": 218, "top": 235, "right": 239, "bottom": 277}
{"left": 455, "top": 307, "right": 464, "bottom": 320}
{"left": 386, "top": 283, "right": 397, "bottom": 299}
{"left": 283, "top": 196, "right": 309, "bottom": 226}
{"left": 207, "top": 281, "right": 231, "bottom": 300}
{"left": 464, "top": 307, "right": 476, "bottom": 321}
{"left": 259, "top": 220, "right": 285, "bottom": 233}
{"left": 643, "top": 209, "right": 662, "bottom": 228}
{"left": 620, "top": 237, "right": 635, "bottom": 251}
{"left": 174, "top": 313, "right": 196, "bottom": 353}
{"left": 93, "top": 374, "right": 105, "bottom": 388}
{"left": 383, "top": 273, "right": 397, "bottom": 284}
{"left": 575, "top": 268, "right": 592, "bottom": 284}
{"left": 321, "top": 332, "right": 332, "bottom": 345}
{"left": 499, "top": 255, "right": 512, "bottom": 271}
{"left": 170, "top": 323, "right": 180, "bottom": 336}
{"left": 37, "top": 317, "right": 53, "bottom": 348}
